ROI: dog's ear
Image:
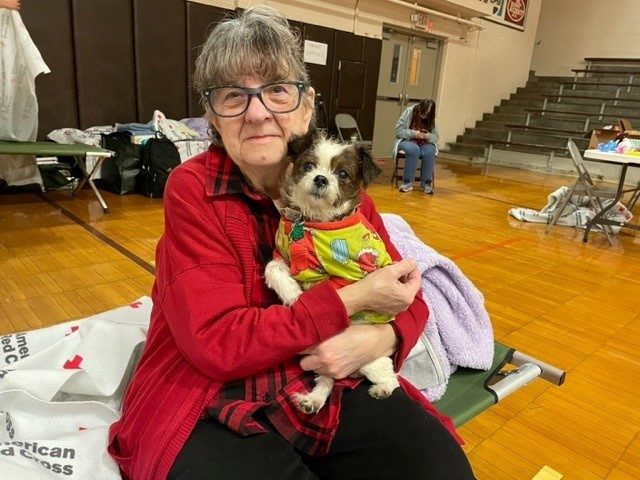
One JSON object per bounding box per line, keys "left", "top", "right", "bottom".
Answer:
{"left": 356, "top": 145, "right": 381, "bottom": 188}
{"left": 287, "top": 127, "right": 318, "bottom": 158}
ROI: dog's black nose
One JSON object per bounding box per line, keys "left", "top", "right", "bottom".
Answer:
{"left": 313, "top": 175, "right": 328, "bottom": 187}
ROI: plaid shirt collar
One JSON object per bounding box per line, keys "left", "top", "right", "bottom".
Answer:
{"left": 205, "top": 145, "right": 265, "bottom": 201}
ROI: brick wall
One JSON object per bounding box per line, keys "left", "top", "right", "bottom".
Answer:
{"left": 532, "top": 0, "right": 640, "bottom": 77}
{"left": 438, "top": 0, "right": 543, "bottom": 147}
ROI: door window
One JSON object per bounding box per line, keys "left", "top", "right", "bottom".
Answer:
{"left": 390, "top": 44, "right": 402, "bottom": 84}
{"left": 409, "top": 48, "right": 422, "bottom": 86}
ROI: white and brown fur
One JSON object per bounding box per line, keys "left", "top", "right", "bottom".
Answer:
{"left": 264, "top": 130, "right": 399, "bottom": 414}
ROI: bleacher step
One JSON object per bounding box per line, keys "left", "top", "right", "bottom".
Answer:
{"left": 447, "top": 68, "right": 640, "bottom": 164}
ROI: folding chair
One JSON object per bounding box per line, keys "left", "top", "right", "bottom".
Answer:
{"left": 390, "top": 140, "right": 435, "bottom": 189}
{"left": 545, "top": 141, "right": 617, "bottom": 244}
{"left": 334, "top": 114, "right": 372, "bottom": 149}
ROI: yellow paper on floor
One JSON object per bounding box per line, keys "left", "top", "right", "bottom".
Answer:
{"left": 532, "top": 465, "right": 563, "bottom": 480}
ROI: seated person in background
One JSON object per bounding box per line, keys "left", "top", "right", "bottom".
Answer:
{"left": 108, "top": 6, "right": 474, "bottom": 480}
{"left": 395, "top": 99, "right": 439, "bottom": 194}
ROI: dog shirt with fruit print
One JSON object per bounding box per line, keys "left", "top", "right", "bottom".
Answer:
{"left": 274, "top": 208, "right": 393, "bottom": 324}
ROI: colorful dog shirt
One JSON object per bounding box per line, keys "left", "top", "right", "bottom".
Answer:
{"left": 274, "top": 208, "right": 393, "bottom": 324}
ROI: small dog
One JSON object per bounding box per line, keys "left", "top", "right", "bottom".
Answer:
{"left": 264, "top": 130, "right": 400, "bottom": 414}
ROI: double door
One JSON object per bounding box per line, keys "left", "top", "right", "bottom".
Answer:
{"left": 372, "top": 30, "right": 440, "bottom": 158}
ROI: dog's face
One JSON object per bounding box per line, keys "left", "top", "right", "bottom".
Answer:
{"left": 281, "top": 131, "right": 381, "bottom": 223}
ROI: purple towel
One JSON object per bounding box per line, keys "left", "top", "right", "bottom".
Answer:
{"left": 382, "top": 214, "right": 494, "bottom": 401}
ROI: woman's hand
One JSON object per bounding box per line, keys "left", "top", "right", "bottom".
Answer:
{"left": 0, "top": 0, "right": 20, "bottom": 10}
{"left": 337, "top": 259, "right": 421, "bottom": 317}
{"left": 299, "top": 323, "right": 397, "bottom": 378}
{"left": 299, "top": 259, "right": 421, "bottom": 378}
{"left": 414, "top": 130, "right": 427, "bottom": 140}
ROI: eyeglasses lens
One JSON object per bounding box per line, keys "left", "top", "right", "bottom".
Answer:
{"left": 209, "top": 83, "right": 301, "bottom": 117}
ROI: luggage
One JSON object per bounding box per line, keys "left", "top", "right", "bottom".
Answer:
{"left": 98, "top": 131, "right": 140, "bottom": 195}
{"left": 136, "top": 133, "right": 181, "bottom": 198}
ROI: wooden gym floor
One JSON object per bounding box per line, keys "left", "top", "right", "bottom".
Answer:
{"left": 1, "top": 158, "right": 639, "bottom": 480}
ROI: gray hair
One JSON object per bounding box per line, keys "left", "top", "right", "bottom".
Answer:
{"left": 193, "top": 6, "right": 309, "bottom": 102}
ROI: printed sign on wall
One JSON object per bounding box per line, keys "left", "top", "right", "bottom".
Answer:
{"left": 487, "top": 0, "right": 528, "bottom": 31}
{"left": 304, "top": 40, "right": 328, "bottom": 66}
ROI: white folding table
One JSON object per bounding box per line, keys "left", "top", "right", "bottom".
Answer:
{"left": 582, "top": 149, "right": 640, "bottom": 242}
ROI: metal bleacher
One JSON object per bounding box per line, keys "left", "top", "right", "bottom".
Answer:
{"left": 444, "top": 57, "right": 640, "bottom": 170}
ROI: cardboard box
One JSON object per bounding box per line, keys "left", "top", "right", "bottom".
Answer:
{"left": 587, "top": 119, "right": 640, "bottom": 148}
{"left": 624, "top": 130, "right": 640, "bottom": 140}
{"left": 588, "top": 126, "right": 622, "bottom": 149}
{"left": 620, "top": 119, "right": 640, "bottom": 140}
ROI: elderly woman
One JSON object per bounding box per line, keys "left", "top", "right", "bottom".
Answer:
{"left": 108, "top": 7, "right": 474, "bottom": 480}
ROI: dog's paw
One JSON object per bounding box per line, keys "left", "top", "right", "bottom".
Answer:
{"left": 277, "top": 281, "right": 303, "bottom": 306}
{"left": 368, "top": 380, "right": 399, "bottom": 399}
{"left": 281, "top": 290, "right": 302, "bottom": 306}
{"left": 293, "top": 392, "right": 326, "bottom": 414}
{"left": 264, "top": 260, "right": 302, "bottom": 306}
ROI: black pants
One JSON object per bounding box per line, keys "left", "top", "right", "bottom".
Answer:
{"left": 168, "top": 385, "right": 475, "bottom": 480}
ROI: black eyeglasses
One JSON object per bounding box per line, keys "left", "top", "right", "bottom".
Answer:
{"left": 202, "top": 81, "right": 309, "bottom": 117}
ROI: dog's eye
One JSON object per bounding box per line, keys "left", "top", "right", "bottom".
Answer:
{"left": 337, "top": 170, "right": 349, "bottom": 180}
{"left": 303, "top": 162, "right": 315, "bottom": 172}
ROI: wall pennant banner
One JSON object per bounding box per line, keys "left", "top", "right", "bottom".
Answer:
{"left": 486, "top": 0, "right": 528, "bottom": 31}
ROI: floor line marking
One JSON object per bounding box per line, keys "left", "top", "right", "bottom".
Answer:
{"left": 36, "top": 193, "right": 156, "bottom": 276}
{"left": 451, "top": 236, "right": 526, "bottom": 260}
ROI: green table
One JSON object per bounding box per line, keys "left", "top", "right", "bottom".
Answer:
{"left": 0, "top": 140, "right": 114, "bottom": 213}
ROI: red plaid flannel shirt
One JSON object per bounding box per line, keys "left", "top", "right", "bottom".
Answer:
{"left": 109, "top": 147, "right": 457, "bottom": 480}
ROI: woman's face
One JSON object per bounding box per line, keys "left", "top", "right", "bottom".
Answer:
{"left": 211, "top": 76, "right": 315, "bottom": 173}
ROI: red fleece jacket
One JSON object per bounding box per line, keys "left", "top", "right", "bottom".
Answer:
{"left": 107, "top": 147, "right": 459, "bottom": 480}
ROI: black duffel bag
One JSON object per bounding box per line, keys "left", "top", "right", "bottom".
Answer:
{"left": 98, "top": 131, "right": 140, "bottom": 195}
{"left": 137, "top": 133, "right": 181, "bottom": 198}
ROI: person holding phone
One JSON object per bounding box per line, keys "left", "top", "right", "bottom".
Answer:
{"left": 394, "top": 99, "right": 438, "bottom": 194}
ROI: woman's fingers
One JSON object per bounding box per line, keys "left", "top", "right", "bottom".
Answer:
{"left": 388, "top": 258, "right": 418, "bottom": 278}
{"left": 299, "top": 354, "right": 322, "bottom": 372}
{"left": 405, "top": 270, "right": 421, "bottom": 291}
{"left": 298, "top": 324, "right": 395, "bottom": 378}
{"left": 344, "top": 259, "right": 421, "bottom": 316}
{"left": 401, "top": 262, "right": 422, "bottom": 295}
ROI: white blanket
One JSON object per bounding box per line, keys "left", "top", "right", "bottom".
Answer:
{"left": 0, "top": 297, "right": 151, "bottom": 479}
{"left": 509, "top": 185, "right": 632, "bottom": 232}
